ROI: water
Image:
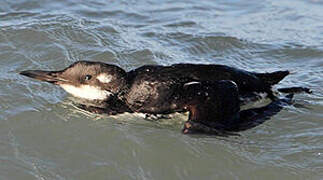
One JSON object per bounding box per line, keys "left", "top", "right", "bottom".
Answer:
{"left": 1, "top": 0, "right": 323, "bottom": 179}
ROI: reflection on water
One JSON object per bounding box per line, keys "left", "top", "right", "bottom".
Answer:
{"left": 0, "top": 0, "right": 323, "bottom": 179}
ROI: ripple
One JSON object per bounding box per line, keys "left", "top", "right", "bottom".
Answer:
{"left": 77, "top": 9, "right": 148, "bottom": 21}
{"left": 164, "top": 21, "right": 197, "bottom": 28}
{"left": 262, "top": 44, "right": 323, "bottom": 62}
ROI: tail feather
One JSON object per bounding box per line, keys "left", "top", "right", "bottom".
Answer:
{"left": 256, "top": 70, "right": 289, "bottom": 86}
{"left": 278, "top": 87, "right": 312, "bottom": 94}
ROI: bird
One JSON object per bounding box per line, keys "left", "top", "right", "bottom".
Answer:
{"left": 20, "top": 61, "right": 310, "bottom": 135}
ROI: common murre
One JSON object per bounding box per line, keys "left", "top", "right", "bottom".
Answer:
{"left": 20, "top": 61, "right": 311, "bottom": 135}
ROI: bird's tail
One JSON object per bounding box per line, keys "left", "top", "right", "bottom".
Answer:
{"left": 256, "top": 70, "right": 289, "bottom": 86}
{"left": 277, "top": 87, "right": 312, "bottom": 94}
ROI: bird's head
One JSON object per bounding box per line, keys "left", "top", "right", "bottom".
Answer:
{"left": 20, "top": 61, "right": 127, "bottom": 101}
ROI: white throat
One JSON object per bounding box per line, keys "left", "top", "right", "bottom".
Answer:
{"left": 59, "top": 84, "right": 112, "bottom": 100}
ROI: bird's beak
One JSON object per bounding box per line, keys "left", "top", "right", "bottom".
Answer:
{"left": 20, "top": 70, "right": 67, "bottom": 84}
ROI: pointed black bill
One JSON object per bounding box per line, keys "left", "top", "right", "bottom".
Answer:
{"left": 20, "top": 70, "right": 66, "bottom": 84}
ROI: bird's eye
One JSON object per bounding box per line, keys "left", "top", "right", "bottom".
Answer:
{"left": 84, "top": 75, "right": 92, "bottom": 81}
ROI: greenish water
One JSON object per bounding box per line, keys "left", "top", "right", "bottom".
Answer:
{"left": 1, "top": 0, "right": 323, "bottom": 179}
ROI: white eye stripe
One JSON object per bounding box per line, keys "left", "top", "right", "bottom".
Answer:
{"left": 96, "top": 73, "right": 113, "bottom": 83}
